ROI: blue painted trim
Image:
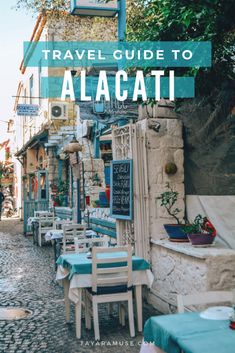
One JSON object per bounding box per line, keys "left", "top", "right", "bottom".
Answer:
{"left": 110, "top": 159, "right": 133, "bottom": 220}
{"left": 71, "top": 0, "right": 77, "bottom": 13}
{"left": 93, "top": 122, "right": 100, "bottom": 158}
{"left": 89, "top": 217, "right": 116, "bottom": 229}
{"left": 118, "top": 0, "right": 126, "bottom": 41}
{"left": 36, "top": 170, "right": 49, "bottom": 202}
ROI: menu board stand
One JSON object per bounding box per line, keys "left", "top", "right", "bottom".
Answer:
{"left": 110, "top": 159, "right": 133, "bottom": 220}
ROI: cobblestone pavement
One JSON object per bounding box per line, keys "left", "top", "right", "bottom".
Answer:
{"left": 0, "top": 218, "right": 157, "bottom": 353}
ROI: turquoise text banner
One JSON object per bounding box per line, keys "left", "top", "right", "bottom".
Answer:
{"left": 24, "top": 41, "right": 211, "bottom": 68}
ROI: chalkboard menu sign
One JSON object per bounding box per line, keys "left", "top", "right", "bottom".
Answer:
{"left": 110, "top": 160, "right": 133, "bottom": 220}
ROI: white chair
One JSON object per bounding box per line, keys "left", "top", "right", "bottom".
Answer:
{"left": 177, "top": 290, "right": 235, "bottom": 313}
{"left": 62, "top": 224, "right": 86, "bottom": 253}
{"left": 85, "top": 245, "right": 135, "bottom": 340}
{"left": 38, "top": 212, "right": 55, "bottom": 247}
{"left": 74, "top": 236, "right": 109, "bottom": 253}
{"left": 34, "top": 210, "right": 51, "bottom": 218}
{"left": 54, "top": 219, "right": 73, "bottom": 229}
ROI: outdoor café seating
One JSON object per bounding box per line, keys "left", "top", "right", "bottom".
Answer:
{"left": 37, "top": 212, "right": 55, "bottom": 247}
{"left": 62, "top": 223, "right": 86, "bottom": 253}
{"left": 74, "top": 236, "right": 109, "bottom": 253}
{"left": 84, "top": 245, "right": 135, "bottom": 341}
{"left": 56, "top": 244, "right": 153, "bottom": 339}
{"left": 140, "top": 290, "right": 235, "bottom": 353}
{"left": 177, "top": 290, "right": 235, "bottom": 313}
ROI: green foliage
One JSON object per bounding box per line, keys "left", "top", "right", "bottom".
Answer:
{"left": 127, "top": 0, "right": 235, "bottom": 95}
{"left": 15, "top": 0, "right": 117, "bottom": 41}
{"left": 182, "top": 214, "right": 204, "bottom": 234}
{"left": 183, "top": 214, "right": 216, "bottom": 235}
{"left": 58, "top": 180, "right": 69, "bottom": 195}
{"left": 15, "top": 0, "right": 69, "bottom": 13}
{"left": 157, "top": 182, "right": 182, "bottom": 224}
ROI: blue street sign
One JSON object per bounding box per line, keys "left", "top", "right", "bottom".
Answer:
{"left": 17, "top": 104, "right": 39, "bottom": 116}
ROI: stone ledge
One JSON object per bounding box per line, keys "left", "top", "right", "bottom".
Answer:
{"left": 151, "top": 238, "right": 235, "bottom": 259}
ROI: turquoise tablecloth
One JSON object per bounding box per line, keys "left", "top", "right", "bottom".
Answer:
{"left": 144, "top": 312, "right": 235, "bottom": 353}
{"left": 57, "top": 252, "right": 150, "bottom": 279}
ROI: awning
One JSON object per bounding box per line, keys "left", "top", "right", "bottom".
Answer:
{"left": 15, "top": 129, "right": 48, "bottom": 157}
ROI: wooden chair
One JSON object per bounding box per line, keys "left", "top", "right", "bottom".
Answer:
{"left": 74, "top": 236, "right": 109, "bottom": 253}
{"left": 34, "top": 210, "right": 51, "bottom": 218}
{"left": 85, "top": 245, "right": 135, "bottom": 340}
{"left": 54, "top": 219, "right": 73, "bottom": 230}
{"left": 38, "top": 212, "right": 55, "bottom": 247}
{"left": 62, "top": 224, "right": 86, "bottom": 253}
{"left": 177, "top": 290, "right": 235, "bottom": 313}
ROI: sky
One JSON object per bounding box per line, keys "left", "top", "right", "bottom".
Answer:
{"left": 0, "top": 0, "right": 36, "bottom": 139}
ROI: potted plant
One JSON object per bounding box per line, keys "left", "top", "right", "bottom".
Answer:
{"left": 183, "top": 214, "right": 217, "bottom": 246}
{"left": 57, "top": 181, "right": 69, "bottom": 207}
{"left": 157, "top": 183, "right": 188, "bottom": 242}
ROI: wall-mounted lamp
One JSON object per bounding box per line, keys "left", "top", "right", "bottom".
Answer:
{"left": 149, "top": 121, "right": 161, "bottom": 133}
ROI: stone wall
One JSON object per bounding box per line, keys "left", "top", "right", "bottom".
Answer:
{"left": 137, "top": 111, "right": 185, "bottom": 240}
{"left": 47, "top": 147, "right": 58, "bottom": 185}
{"left": 148, "top": 240, "right": 235, "bottom": 313}
{"left": 82, "top": 158, "right": 105, "bottom": 204}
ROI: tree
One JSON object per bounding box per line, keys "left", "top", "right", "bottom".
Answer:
{"left": 15, "top": 0, "right": 69, "bottom": 13}
{"left": 15, "top": 0, "right": 116, "bottom": 41}
{"left": 127, "top": 0, "right": 235, "bottom": 95}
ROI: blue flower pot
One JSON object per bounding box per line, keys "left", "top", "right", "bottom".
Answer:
{"left": 164, "top": 224, "right": 189, "bottom": 242}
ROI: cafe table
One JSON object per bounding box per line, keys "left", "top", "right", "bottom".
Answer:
{"left": 56, "top": 252, "right": 154, "bottom": 338}
{"left": 140, "top": 312, "right": 235, "bottom": 353}
{"left": 45, "top": 229, "right": 97, "bottom": 241}
{"left": 46, "top": 229, "right": 99, "bottom": 269}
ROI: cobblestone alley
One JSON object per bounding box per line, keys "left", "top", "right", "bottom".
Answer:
{"left": 0, "top": 218, "right": 155, "bottom": 353}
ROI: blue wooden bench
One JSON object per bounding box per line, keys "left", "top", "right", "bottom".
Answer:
{"left": 85, "top": 217, "right": 117, "bottom": 243}
{"left": 54, "top": 207, "right": 73, "bottom": 220}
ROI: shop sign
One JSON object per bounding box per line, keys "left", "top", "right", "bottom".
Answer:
{"left": 110, "top": 159, "right": 133, "bottom": 220}
{"left": 17, "top": 104, "right": 39, "bottom": 116}
{"left": 70, "top": 0, "right": 118, "bottom": 17}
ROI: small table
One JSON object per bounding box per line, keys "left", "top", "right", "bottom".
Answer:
{"left": 45, "top": 229, "right": 97, "bottom": 241}
{"left": 141, "top": 312, "right": 235, "bottom": 353}
{"left": 56, "top": 252, "right": 154, "bottom": 338}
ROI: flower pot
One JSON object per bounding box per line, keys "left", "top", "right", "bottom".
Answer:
{"left": 187, "top": 233, "right": 215, "bottom": 246}
{"left": 164, "top": 224, "right": 189, "bottom": 242}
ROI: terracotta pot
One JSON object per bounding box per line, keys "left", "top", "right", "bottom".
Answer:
{"left": 187, "top": 233, "right": 215, "bottom": 246}
{"left": 164, "top": 224, "right": 189, "bottom": 242}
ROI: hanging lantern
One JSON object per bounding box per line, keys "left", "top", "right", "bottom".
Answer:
{"left": 64, "top": 136, "right": 83, "bottom": 153}
{"left": 70, "top": 0, "right": 118, "bottom": 17}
